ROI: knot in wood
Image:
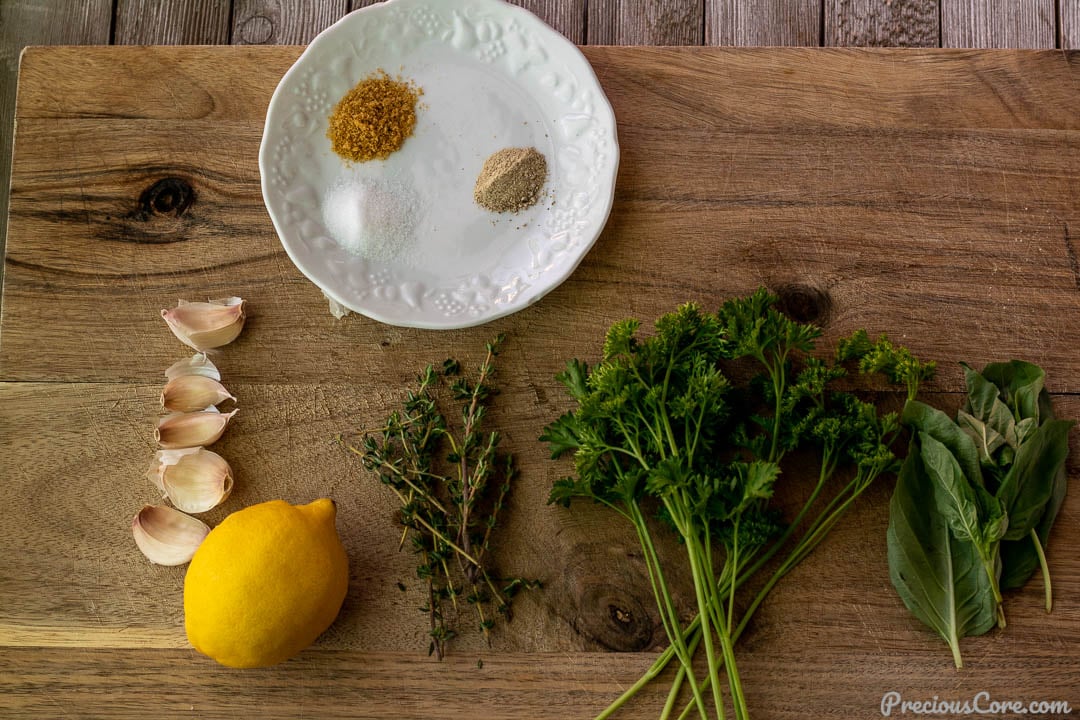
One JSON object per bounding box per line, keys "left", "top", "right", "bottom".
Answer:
{"left": 775, "top": 282, "right": 832, "bottom": 327}
{"left": 140, "top": 177, "right": 195, "bottom": 218}
{"left": 238, "top": 15, "right": 274, "bottom": 44}
{"left": 575, "top": 583, "right": 655, "bottom": 652}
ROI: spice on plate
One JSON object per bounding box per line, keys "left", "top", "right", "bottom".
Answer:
{"left": 322, "top": 177, "right": 420, "bottom": 264}
{"left": 473, "top": 147, "right": 547, "bottom": 213}
{"left": 327, "top": 70, "right": 422, "bottom": 163}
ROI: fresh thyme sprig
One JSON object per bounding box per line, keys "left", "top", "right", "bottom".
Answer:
{"left": 344, "top": 334, "right": 538, "bottom": 659}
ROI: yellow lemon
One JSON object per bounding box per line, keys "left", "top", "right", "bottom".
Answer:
{"left": 184, "top": 498, "right": 349, "bottom": 668}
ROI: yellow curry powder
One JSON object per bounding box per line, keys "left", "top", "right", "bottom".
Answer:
{"left": 327, "top": 71, "right": 422, "bottom": 162}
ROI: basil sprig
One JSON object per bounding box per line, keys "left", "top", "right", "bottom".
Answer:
{"left": 888, "top": 361, "right": 1072, "bottom": 668}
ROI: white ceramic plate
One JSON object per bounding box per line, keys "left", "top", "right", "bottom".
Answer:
{"left": 259, "top": 0, "right": 619, "bottom": 329}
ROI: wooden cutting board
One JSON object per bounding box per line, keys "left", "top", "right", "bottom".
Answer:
{"left": 2, "top": 46, "right": 1079, "bottom": 719}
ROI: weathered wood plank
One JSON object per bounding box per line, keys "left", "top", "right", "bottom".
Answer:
{"left": 0, "top": 649, "right": 679, "bottom": 719}
{"left": 941, "top": 0, "right": 1056, "bottom": 48}
{"left": 0, "top": 0, "right": 112, "bottom": 319}
{"left": 352, "top": 1, "right": 589, "bottom": 45}
{"left": 589, "top": 0, "right": 705, "bottom": 45}
{"left": 17, "top": 47, "right": 1080, "bottom": 129}
{"left": 232, "top": 0, "right": 349, "bottom": 45}
{"left": 114, "top": 0, "right": 231, "bottom": 45}
{"left": 705, "top": 0, "right": 819, "bottom": 46}
{"left": 2, "top": 634, "right": 1080, "bottom": 720}
{"left": 1063, "top": 0, "right": 1080, "bottom": 49}
{"left": 12, "top": 46, "right": 288, "bottom": 121}
{"left": 825, "top": 0, "right": 939, "bottom": 47}
{"left": 509, "top": 0, "right": 588, "bottom": 45}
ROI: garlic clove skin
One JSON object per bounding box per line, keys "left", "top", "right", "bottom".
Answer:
{"left": 161, "top": 374, "right": 236, "bottom": 413}
{"left": 165, "top": 353, "right": 221, "bottom": 382}
{"left": 155, "top": 409, "right": 237, "bottom": 449}
{"left": 161, "top": 298, "right": 246, "bottom": 352}
{"left": 156, "top": 448, "right": 234, "bottom": 513}
{"left": 132, "top": 504, "right": 210, "bottom": 566}
{"left": 146, "top": 447, "right": 201, "bottom": 493}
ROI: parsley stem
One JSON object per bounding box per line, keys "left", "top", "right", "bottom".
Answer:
{"left": 674, "top": 500, "right": 726, "bottom": 720}
{"left": 766, "top": 353, "right": 788, "bottom": 463}
{"left": 733, "top": 454, "right": 833, "bottom": 589}
{"left": 630, "top": 502, "right": 711, "bottom": 720}
{"left": 727, "top": 519, "right": 739, "bottom": 637}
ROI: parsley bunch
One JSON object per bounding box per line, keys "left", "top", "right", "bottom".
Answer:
{"left": 542, "top": 289, "right": 932, "bottom": 720}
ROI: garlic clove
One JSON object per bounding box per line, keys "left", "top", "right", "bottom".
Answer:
{"left": 165, "top": 353, "right": 221, "bottom": 382}
{"left": 146, "top": 447, "right": 201, "bottom": 493}
{"left": 132, "top": 504, "right": 210, "bottom": 566}
{"left": 161, "top": 374, "right": 236, "bottom": 413}
{"left": 155, "top": 409, "right": 237, "bottom": 449}
{"left": 161, "top": 298, "right": 246, "bottom": 351}
{"left": 158, "top": 448, "right": 234, "bottom": 513}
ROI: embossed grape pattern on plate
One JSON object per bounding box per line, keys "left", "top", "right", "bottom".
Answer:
{"left": 259, "top": 0, "right": 619, "bottom": 329}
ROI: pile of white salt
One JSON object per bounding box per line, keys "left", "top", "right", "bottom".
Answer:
{"left": 322, "top": 177, "right": 420, "bottom": 264}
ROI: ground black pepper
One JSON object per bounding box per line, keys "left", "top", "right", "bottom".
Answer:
{"left": 473, "top": 147, "right": 547, "bottom": 213}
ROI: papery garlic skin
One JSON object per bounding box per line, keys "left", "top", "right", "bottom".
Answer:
{"left": 132, "top": 504, "right": 210, "bottom": 566}
{"left": 165, "top": 353, "right": 221, "bottom": 382}
{"left": 155, "top": 409, "right": 237, "bottom": 449}
{"left": 146, "top": 447, "right": 201, "bottom": 493}
{"left": 164, "top": 454, "right": 233, "bottom": 513}
{"left": 161, "top": 297, "right": 246, "bottom": 351}
{"left": 147, "top": 448, "right": 234, "bottom": 513}
{"left": 161, "top": 374, "right": 236, "bottom": 413}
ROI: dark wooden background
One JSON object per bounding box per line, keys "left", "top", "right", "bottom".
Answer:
{"left": 0, "top": 0, "right": 1077, "bottom": 302}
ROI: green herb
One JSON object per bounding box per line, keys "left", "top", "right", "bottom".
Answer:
{"left": 543, "top": 290, "right": 931, "bottom": 720}
{"left": 345, "top": 335, "right": 538, "bottom": 659}
{"left": 888, "top": 360, "right": 1072, "bottom": 668}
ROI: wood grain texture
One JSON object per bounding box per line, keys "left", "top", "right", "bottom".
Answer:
{"left": 589, "top": 0, "right": 705, "bottom": 45}
{"left": 0, "top": 0, "right": 112, "bottom": 325}
{"left": 825, "top": 0, "right": 939, "bottom": 47}
{"left": 706, "top": 0, "right": 820, "bottom": 46}
{"left": 1064, "top": 0, "right": 1080, "bottom": 49}
{"left": 942, "top": 0, "right": 1057, "bottom": 48}
{"left": 4, "top": 45, "right": 1080, "bottom": 718}
{"left": 114, "top": 0, "right": 232, "bottom": 45}
{"left": 232, "top": 0, "right": 348, "bottom": 45}
{"left": 508, "top": 0, "right": 588, "bottom": 44}
{"left": 351, "top": 0, "right": 588, "bottom": 43}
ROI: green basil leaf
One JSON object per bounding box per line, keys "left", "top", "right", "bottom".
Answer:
{"left": 902, "top": 400, "right": 983, "bottom": 487}
{"left": 962, "top": 363, "right": 1018, "bottom": 443}
{"left": 1000, "top": 459, "right": 1067, "bottom": 589}
{"left": 957, "top": 410, "right": 1006, "bottom": 465}
{"left": 974, "top": 484, "right": 1008, "bottom": 544}
{"left": 919, "top": 432, "right": 984, "bottom": 545}
{"left": 980, "top": 360, "right": 1045, "bottom": 423}
{"left": 961, "top": 363, "right": 999, "bottom": 419}
{"left": 996, "top": 419, "right": 1074, "bottom": 541}
{"left": 1013, "top": 417, "right": 1038, "bottom": 447}
{"left": 888, "top": 444, "right": 998, "bottom": 668}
